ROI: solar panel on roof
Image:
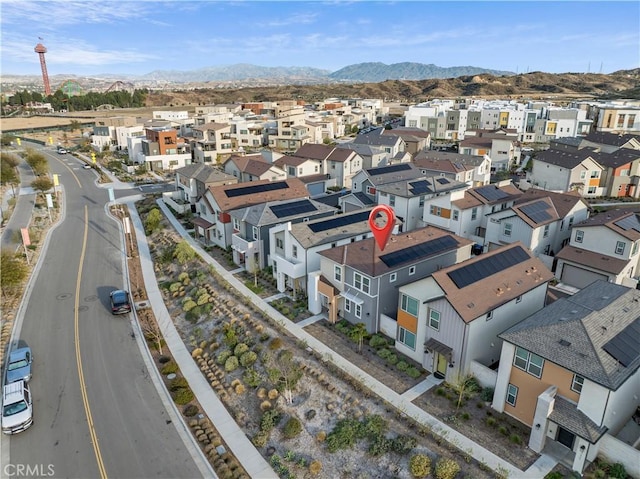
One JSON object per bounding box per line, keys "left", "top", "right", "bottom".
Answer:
{"left": 614, "top": 215, "right": 640, "bottom": 233}
{"left": 308, "top": 210, "right": 370, "bottom": 233}
{"left": 270, "top": 199, "right": 317, "bottom": 218}
{"left": 436, "top": 178, "right": 450, "bottom": 184}
{"left": 603, "top": 317, "right": 640, "bottom": 367}
{"left": 447, "top": 246, "right": 530, "bottom": 288}
{"left": 380, "top": 236, "right": 458, "bottom": 267}
{"left": 475, "top": 185, "right": 509, "bottom": 202}
{"left": 519, "top": 200, "right": 552, "bottom": 223}
{"left": 409, "top": 180, "right": 432, "bottom": 195}
{"left": 369, "top": 163, "right": 412, "bottom": 176}
{"left": 225, "top": 181, "right": 288, "bottom": 198}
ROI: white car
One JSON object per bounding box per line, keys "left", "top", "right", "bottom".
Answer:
{"left": 83, "top": 164, "right": 92, "bottom": 169}
{"left": 2, "top": 381, "right": 33, "bottom": 435}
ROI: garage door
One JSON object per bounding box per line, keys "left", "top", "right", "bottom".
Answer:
{"left": 560, "top": 264, "right": 608, "bottom": 289}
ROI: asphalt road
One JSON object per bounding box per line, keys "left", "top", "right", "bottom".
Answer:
{"left": 2, "top": 147, "right": 203, "bottom": 479}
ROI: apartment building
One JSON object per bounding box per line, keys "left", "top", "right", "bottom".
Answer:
{"left": 190, "top": 122, "right": 235, "bottom": 164}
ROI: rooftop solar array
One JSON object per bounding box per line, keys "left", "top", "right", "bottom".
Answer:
{"left": 225, "top": 181, "right": 288, "bottom": 198}
{"left": 308, "top": 210, "right": 370, "bottom": 233}
{"left": 380, "top": 235, "right": 458, "bottom": 267}
{"left": 603, "top": 317, "right": 640, "bottom": 367}
{"left": 475, "top": 185, "right": 509, "bottom": 202}
{"left": 447, "top": 246, "right": 530, "bottom": 288}
{"left": 436, "top": 177, "right": 450, "bottom": 184}
{"left": 409, "top": 180, "right": 433, "bottom": 195}
{"left": 519, "top": 200, "right": 552, "bottom": 223}
{"left": 270, "top": 199, "right": 317, "bottom": 218}
{"left": 368, "top": 163, "right": 412, "bottom": 176}
{"left": 614, "top": 214, "right": 640, "bottom": 233}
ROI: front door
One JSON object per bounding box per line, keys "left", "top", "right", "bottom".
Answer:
{"left": 435, "top": 353, "right": 447, "bottom": 379}
{"left": 557, "top": 427, "right": 575, "bottom": 449}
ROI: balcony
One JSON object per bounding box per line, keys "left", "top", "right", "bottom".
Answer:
{"left": 232, "top": 233, "right": 259, "bottom": 257}
{"left": 273, "top": 253, "right": 305, "bottom": 280}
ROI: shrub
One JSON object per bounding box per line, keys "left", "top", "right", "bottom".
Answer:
{"left": 178, "top": 272, "right": 189, "bottom": 282}
{"left": 396, "top": 360, "right": 409, "bottom": 372}
{"left": 161, "top": 361, "right": 179, "bottom": 375}
{"left": 252, "top": 431, "right": 269, "bottom": 448}
{"left": 435, "top": 387, "right": 446, "bottom": 396}
{"left": 609, "top": 463, "right": 627, "bottom": 479}
{"left": 308, "top": 460, "right": 322, "bottom": 475}
{"left": 377, "top": 348, "right": 392, "bottom": 360}
{"left": 509, "top": 433, "right": 522, "bottom": 444}
{"left": 386, "top": 354, "right": 399, "bottom": 365}
{"left": 282, "top": 417, "right": 302, "bottom": 439}
{"left": 369, "top": 334, "right": 388, "bottom": 349}
{"left": 182, "top": 300, "right": 197, "bottom": 312}
{"left": 239, "top": 351, "right": 258, "bottom": 367}
{"left": 174, "top": 387, "right": 194, "bottom": 405}
{"left": 196, "top": 294, "right": 210, "bottom": 306}
{"left": 480, "top": 387, "right": 494, "bottom": 402}
{"left": 326, "top": 418, "right": 364, "bottom": 453}
{"left": 486, "top": 417, "right": 497, "bottom": 427}
{"left": 368, "top": 436, "right": 392, "bottom": 456}
{"left": 407, "top": 367, "right": 422, "bottom": 379}
{"left": 234, "top": 343, "right": 249, "bottom": 356}
{"left": 391, "top": 435, "right": 416, "bottom": 454}
{"left": 269, "top": 337, "right": 283, "bottom": 350}
{"left": 158, "top": 355, "right": 171, "bottom": 364}
{"left": 259, "top": 332, "right": 270, "bottom": 342}
{"left": 224, "top": 355, "right": 239, "bottom": 372}
{"left": 169, "top": 282, "right": 182, "bottom": 292}
{"left": 169, "top": 376, "right": 189, "bottom": 391}
{"left": 499, "top": 425, "right": 509, "bottom": 436}
{"left": 183, "top": 404, "right": 199, "bottom": 417}
{"left": 216, "top": 350, "right": 232, "bottom": 365}
{"left": 243, "top": 367, "right": 262, "bottom": 387}
{"left": 409, "top": 453, "right": 431, "bottom": 478}
{"left": 260, "top": 409, "right": 282, "bottom": 432}
{"left": 434, "top": 457, "right": 460, "bottom": 479}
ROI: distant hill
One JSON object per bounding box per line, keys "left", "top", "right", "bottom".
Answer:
{"left": 328, "top": 62, "right": 513, "bottom": 82}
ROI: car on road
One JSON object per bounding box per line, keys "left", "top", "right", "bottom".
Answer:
{"left": 109, "top": 289, "right": 132, "bottom": 315}
{"left": 2, "top": 380, "right": 33, "bottom": 435}
{"left": 83, "top": 163, "right": 92, "bottom": 169}
{"left": 57, "top": 147, "right": 67, "bottom": 154}
{"left": 5, "top": 343, "right": 33, "bottom": 384}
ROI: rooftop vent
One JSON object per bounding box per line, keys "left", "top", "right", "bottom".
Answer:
{"left": 559, "top": 339, "right": 571, "bottom": 346}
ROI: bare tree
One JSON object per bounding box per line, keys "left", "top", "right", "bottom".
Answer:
{"left": 140, "top": 313, "right": 164, "bottom": 354}
{"left": 267, "top": 349, "right": 303, "bottom": 404}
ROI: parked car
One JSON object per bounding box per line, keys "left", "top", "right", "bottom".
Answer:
{"left": 5, "top": 342, "right": 33, "bottom": 384}
{"left": 109, "top": 289, "right": 132, "bottom": 315}
{"left": 2, "top": 380, "right": 33, "bottom": 435}
{"left": 57, "top": 147, "right": 67, "bottom": 154}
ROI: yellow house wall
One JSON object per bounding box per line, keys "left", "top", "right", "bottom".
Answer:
{"left": 397, "top": 309, "right": 418, "bottom": 333}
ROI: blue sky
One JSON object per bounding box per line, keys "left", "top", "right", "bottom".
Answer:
{"left": 1, "top": 1, "right": 638, "bottom": 77}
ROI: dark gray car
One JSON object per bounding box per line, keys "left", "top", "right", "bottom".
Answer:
{"left": 6, "top": 342, "right": 33, "bottom": 384}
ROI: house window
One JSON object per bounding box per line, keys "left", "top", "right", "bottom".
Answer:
{"left": 516, "top": 295, "right": 522, "bottom": 303}
{"left": 471, "top": 208, "right": 478, "bottom": 220}
{"left": 398, "top": 327, "right": 416, "bottom": 350}
{"left": 353, "top": 182, "right": 358, "bottom": 191}
{"left": 514, "top": 346, "right": 544, "bottom": 378}
{"left": 571, "top": 374, "right": 584, "bottom": 393}
{"left": 503, "top": 223, "right": 512, "bottom": 237}
{"left": 419, "top": 196, "right": 425, "bottom": 207}
{"left": 233, "top": 218, "right": 240, "bottom": 231}
{"left": 353, "top": 272, "right": 370, "bottom": 294}
{"left": 615, "top": 241, "right": 625, "bottom": 255}
{"left": 587, "top": 187, "right": 596, "bottom": 194}
{"left": 543, "top": 224, "right": 549, "bottom": 238}
{"left": 580, "top": 171, "right": 587, "bottom": 180}
{"left": 390, "top": 195, "right": 396, "bottom": 207}
{"left": 590, "top": 171, "right": 599, "bottom": 178}
{"left": 506, "top": 384, "right": 518, "bottom": 406}
{"left": 334, "top": 265, "right": 342, "bottom": 282}
{"left": 276, "top": 238, "right": 284, "bottom": 249}
{"left": 345, "top": 299, "right": 351, "bottom": 312}
{"left": 452, "top": 210, "right": 459, "bottom": 221}
{"left": 632, "top": 241, "right": 639, "bottom": 256}
{"left": 429, "top": 309, "right": 441, "bottom": 330}
{"left": 568, "top": 217, "right": 574, "bottom": 229}
{"left": 288, "top": 166, "right": 295, "bottom": 176}
{"left": 401, "top": 294, "right": 418, "bottom": 316}
{"left": 430, "top": 205, "right": 443, "bottom": 217}
{"left": 252, "top": 226, "right": 258, "bottom": 240}
{"left": 409, "top": 266, "right": 416, "bottom": 275}
{"left": 575, "top": 230, "right": 584, "bottom": 243}
{"left": 292, "top": 245, "right": 298, "bottom": 258}
{"left": 486, "top": 310, "right": 494, "bottom": 321}
{"left": 390, "top": 272, "right": 397, "bottom": 283}
{"left": 355, "top": 303, "right": 362, "bottom": 318}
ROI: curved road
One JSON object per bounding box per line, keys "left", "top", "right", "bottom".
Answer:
{"left": 2, "top": 145, "right": 205, "bottom": 479}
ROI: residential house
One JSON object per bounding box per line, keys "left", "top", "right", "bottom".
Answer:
{"left": 335, "top": 143, "right": 387, "bottom": 170}
{"left": 351, "top": 130, "right": 407, "bottom": 160}
{"left": 395, "top": 242, "right": 553, "bottom": 383}
{"left": 529, "top": 148, "right": 604, "bottom": 197}
{"left": 192, "top": 178, "right": 309, "bottom": 249}
{"left": 459, "top": 129, "right": 519, "bottom": 172}
{"left": 269, "top": 102, "right": 309, "bottom": 151}
{"left": 593, "top": 148, "right": 640, "bottom": 199}
{"left": 554, "top": 209, "right": 640, "bottom": 289}
{"left": 494, "top": 281, "right": 640, "bottom": 476}
{"left": 91, "top": 116, "right": 143, "bottom": 151}
{"left": 413, "top": 151, "right": 491, "bottom": 187}
{"left": 229, "top": 198, "right": 337, "bottom": 273}
{"left": 381, "top": 127, "right": 431, "bottom": 155}
{"left": 315, "top": 226, "right": 473, "bottom": 332}
{"left": 174, "top": 163, "right": 237, "bottom": 207}
{"left": 190, "top": 122, "right": 235, "bottom": 164}
{"left": 592, "top": 105, "right": 640, "bottom": 133}
{"left": 580, "top": 131, "right": 640, "bottom": 153}
{"left": 230, "top": 117, "right": 268, "bottom": 149}
{"left": 423, "top": 181, "right": 522, "bottom": 246}
{"left": 140, "top": 126, "right": 191, "bottom": 171}
{"left": 271, "top": 208, "right": 379, "bottom": 296}
{"left": 223, "top": 153, "right": 286, "bottom": 182}
{"left": 290, "top": 143, "right": 364, "bottom": 189}
{"left": 484, "top": 189, "right": 590, "bottom": 257}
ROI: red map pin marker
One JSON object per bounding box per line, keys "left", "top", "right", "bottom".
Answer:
{"left": 368, "top": 205, "right": 395, "bottom": 251}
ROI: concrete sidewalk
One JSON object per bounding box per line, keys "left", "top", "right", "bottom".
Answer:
{"left": 133, "top": 197, "right": 559, "bottom": 479}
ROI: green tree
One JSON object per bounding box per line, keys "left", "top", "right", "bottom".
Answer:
{"left": 266, "top": 349, "right": 303, "bottom": 404}
{"left": 173, "top": 240, "right": 195, "bottom": 267}
{"left": 144, "top": 208, "right": 162, "bottom": 234}
{"left": 24, "top": 150, "right": 49, "bottom": 176}
{"left": 1, "top": 134, "right": 17, "bottom": 146}
{"left": 31, "top": 177, "right": 53, "bottom": 200}
{"left": 1, "top": 156, "right": 18, "bottom": 185}
{"left": 69, "top": 120, "right": 82, "bottom": 132}
{"left": 348, "top": 322, "right": 368, "bottom": 353}
{"left": 1, "top": 252, "right": 28, "bottom": 297}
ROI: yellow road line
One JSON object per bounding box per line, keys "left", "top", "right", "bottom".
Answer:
{"left": 75, "top": 206, "right": 108, "bottom": 479}
{"left": 51, "top": 155, "right": 82, "bottom": 188}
